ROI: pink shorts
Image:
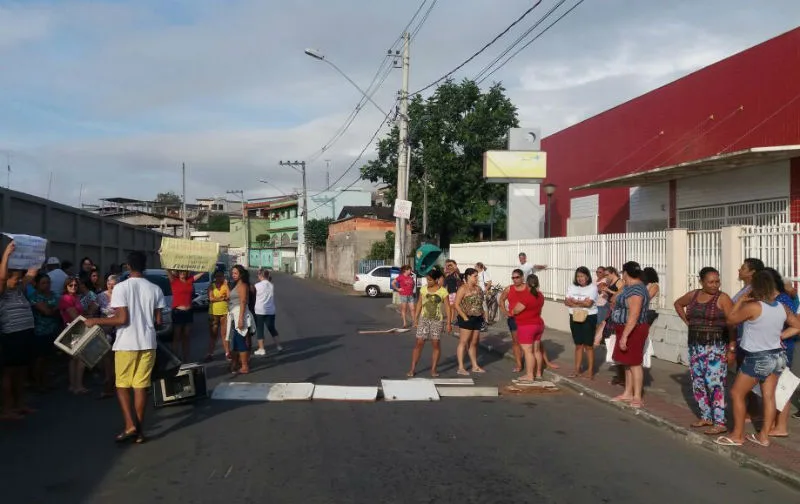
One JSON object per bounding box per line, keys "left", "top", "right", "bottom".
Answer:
{"left": 517, "top": 323, "right": 544, "bottom": 345}
{"left": 448, "top": 293, "right": 456, "bottom": 304}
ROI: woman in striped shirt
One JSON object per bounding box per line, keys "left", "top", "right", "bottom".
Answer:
{"left": 0, "top": 241, "right": 38, "bottom": 420}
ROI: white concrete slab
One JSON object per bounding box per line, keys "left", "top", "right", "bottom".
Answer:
{"left": 211, "top": 382, "right": 315, "bottom": 402}
{"left": 436, "top": 386, "right": 499, "bottom": 397}
{"left": 409, "top": 377, "right": 474, "bottom": 386}
{"left": 381, "top": 379, "right": 440, "bottom": 401}
{"left": 312, "top": 385, "right": 379, "bottom": 402}
{"left": 511, "top": 380, "right": 557, "bottom": 389}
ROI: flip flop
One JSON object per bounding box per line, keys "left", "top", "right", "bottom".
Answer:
{"left": 746, "top": 433, "right": 770, "bottom": 447}
{"left": 768, "top": 433, "right": 789, "bottom": 438}
{"left": 115, "top": 429, "right": 139, "bottom": 443}
{"left": 611, "top": 395, "right": 632, "bottom": 403}
{"left": 714, "top": 436, "right": 742, "bottom": 447}
{"left": 630, "top": 399, "right": 644, "bottom": 409}
{"left": 471, "top": 368, "right": 486, "bottom": 374}
{"left": 690, "top": 420, "right": 713, "bottom": 428}
{"left": 456, "top": 369, "right": 470, "bottom": 376}
{"left": 704, "top": 426, "right": 727, "bottom": 436}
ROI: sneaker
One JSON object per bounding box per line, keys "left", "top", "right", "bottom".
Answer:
{"left": 253, "top": 348, "right": 267, "bottom": 357}
{"left": 276, "top": 345, "right": 284, "bottom": 353}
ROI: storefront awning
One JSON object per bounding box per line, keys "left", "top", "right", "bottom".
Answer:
{"left": 571, "top": 145, "right": 800, "bottom": 191}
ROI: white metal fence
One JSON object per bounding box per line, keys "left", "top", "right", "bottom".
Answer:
{"left": 449, "top": 231, "right": 668, "bottom": 308}
{"left": 740, "top": 223, "right": 800, "bottom": 282}
{"left": 687, "top": 230, "right": 722, "bottom": 290}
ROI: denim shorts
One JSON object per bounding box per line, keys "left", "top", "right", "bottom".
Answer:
{"left": 740, "top": 348, "right": 787, "bottom": 381}
{"left": 399, "top": 295, "right": 415, "bottom": 304}
{"left": 507, "top": 316, "right": 517, "bottom": 332}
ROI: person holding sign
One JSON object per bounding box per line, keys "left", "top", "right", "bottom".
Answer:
{"left": 0, "top": 241, "right": 39, "bottom": 420}
{"left": 166, "top": 269, "right": 205, "bottom": 361}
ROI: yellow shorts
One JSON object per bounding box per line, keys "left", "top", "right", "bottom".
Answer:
{"left": 115, "top": 350, "right": 156, "bottom": 389}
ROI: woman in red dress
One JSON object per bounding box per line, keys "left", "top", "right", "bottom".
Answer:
{"left": 610, "top": 261, "right": 651, "bottom": 408}
{"left": 507, "top": 270, "right": 546, "bottom": 383}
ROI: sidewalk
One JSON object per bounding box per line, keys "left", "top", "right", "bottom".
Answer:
{"left": 473, "top": 320, "right": 800, "bottom": 489}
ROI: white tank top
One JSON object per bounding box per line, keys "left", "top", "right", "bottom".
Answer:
{"left": 741, "top": 301, "right": 786, "bottom": 352}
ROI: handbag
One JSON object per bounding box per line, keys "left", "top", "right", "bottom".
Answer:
{"left": 572, "top": 308, "right": 588, "bottom": 323}
{"left": 644, "top": 309, "right": 659, "bottom": 325}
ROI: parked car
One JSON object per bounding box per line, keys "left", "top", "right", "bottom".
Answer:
{"left": 118, "top": 269, "right": 173, "bottom": 339}
{"left": 353, "top": 266, "right": 420, "bottom": 298}
{"left": 192, "top": 272, "right": 211, "bottom": 310}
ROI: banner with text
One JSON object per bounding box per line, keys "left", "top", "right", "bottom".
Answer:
{"left": 2, "top": 233, "right": 48, "bottom": 270}
{"left": 159, "top": 238, "right": 220, "bottom": 272}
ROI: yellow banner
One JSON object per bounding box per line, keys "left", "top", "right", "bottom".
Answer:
{"left": 483, "top": 150, "right": 547, "bottom": 180}
{"left": 159, "top": 238, "right": 220, "bottom": 272}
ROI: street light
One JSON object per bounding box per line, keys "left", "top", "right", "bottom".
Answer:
{"left": 487, "top": 198, "right": 497, "bottom": 242}
{"left": 304, "top": 48, "right": 390, "bottom": 117}
{"left": 543, "top": 183, "right": 557, "bottom": 238}
{"left": 258, "top": 179, "right": 288, "bottom": 196}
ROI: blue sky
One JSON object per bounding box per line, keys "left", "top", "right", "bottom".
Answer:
{"left": 1, "top": 0, "right": 799, "bottom": 206}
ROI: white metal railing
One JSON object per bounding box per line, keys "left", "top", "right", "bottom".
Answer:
{"left": 740, "top": 223, "right": 800, "bottom": 283}
{"left": 687, "top": 230, "right": 722, "bottom": 290}
{"left": 679, "top": 198, "right": 788, "bottom": 231}
{"left": 449, "top": 231, "right": 668, "bottom": 308}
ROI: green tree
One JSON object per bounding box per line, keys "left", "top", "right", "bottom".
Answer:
{"left": 198, "top": 214, "right": 230, "bottom": 232}
{"left": 360, "top": 79, "right": 517, "bottom": 247}
{"left": 306, "top": 218, "right": 333, "bottom": 249}
{"left": 366, "top": 231, "right": 394, "bottom": 260}
{"left": 255, "top": 233, "right": 270, "bottom": 245}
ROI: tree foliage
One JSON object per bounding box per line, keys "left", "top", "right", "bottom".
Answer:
{"left": 306, "top": 218, "right": 333, "bottom": 249}
{"left": 198, "top": 214, "right": 229, "bottom": 232}
{"left": 155, "top": 191, "right": 182, "bottom": 206}
{"left": 367, "top": 231, "right": 395, "bottom": 260}
{"left": 360, "top": 79, "right": 518, "bottom": 247}
{"left": 255, "top": 233, "right": 270, "bottom": 245}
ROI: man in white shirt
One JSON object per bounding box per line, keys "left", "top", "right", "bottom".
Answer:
{"left": 45, "top": 257, "right": 68, "bottom": 297}
{"left": 86, "top": 251, "right": 165, "bottom": 444}
{"left": 518, "top": 252, "right": 547, "bottom": 279}
{"left": 253, "top": 268, "right": 282, "bottom": 356}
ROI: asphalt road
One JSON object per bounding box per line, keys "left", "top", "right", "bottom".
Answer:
{"left": 1, "top": 273, "right": 798, "bottom": 503}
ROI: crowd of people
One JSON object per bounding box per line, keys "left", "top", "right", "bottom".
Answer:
{"left": 399, "top": 252, "right": 800, "bottom": 449}
{"left": 0, "top": 240, "right": 283, "bottom": 442}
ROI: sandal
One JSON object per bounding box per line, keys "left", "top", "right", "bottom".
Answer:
{"left": 714, "top": 436, "right": 743, "bottom": 447}
{"left": 134, "top": 433, "right": 146, "bottom": 444}
{"left": 456, "top": 369, "right": 470, "bottom": 376}
{"left": 115, "top": 428, "right": 139, "bottom": 443}
{"left": 745, "top": 433, "right": 770, "bottom": 447}
{"left": 704, "top": 425, "right": 727, "bottom": 436}
{"left": 471, "top": 368, "right": 486, "bottom": 374}
{"left": 630, "top": 399, "right": 644, "bottom": 409}
{"left": 690, "top": 420, "right": 713, "bottom": 429}
{"left": 611, "top": 395, "right": 632, "bottom": 403}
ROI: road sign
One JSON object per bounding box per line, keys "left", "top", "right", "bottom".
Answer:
{"left": 393, "top": 199, "right": 412, "bottom": 219}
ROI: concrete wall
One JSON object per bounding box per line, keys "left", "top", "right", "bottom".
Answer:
{"left": 326, "top": 229, "right": 388, "bottom": 284}
{"left": 311, "top": 247, "right": 327, "bottom": 279}
{"left": 0, "top": 187, "right": 163, "bottom": 272}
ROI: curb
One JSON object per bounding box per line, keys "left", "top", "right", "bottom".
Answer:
{"left": 460, "top": 332, "right": 800, "bottom": 491}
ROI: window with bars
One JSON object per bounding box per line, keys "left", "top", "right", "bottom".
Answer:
{"left": 678, "top": 198, "right": 788, "bottom": 231}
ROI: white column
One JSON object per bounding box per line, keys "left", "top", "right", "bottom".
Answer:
{"left": 720, "top": 226, "right": 744, "bottom": 296}
{"left": 664, "top": 228, "right": 689, "bottom": 306}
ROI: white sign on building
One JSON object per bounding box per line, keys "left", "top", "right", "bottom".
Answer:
{"left": 393, "top": 199, "right": 412, "bottom": 219}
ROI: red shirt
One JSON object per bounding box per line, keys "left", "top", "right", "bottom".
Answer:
{"left": 58, "top": 294, "right": 84, "bottom": 324}
{"left": 507, "top": 286, "right": 544, "bottom": 326}
{"left": 170, "top": 277, "right": 195, "bottom": 308}
{"left": 395, "top": 274, "right": 415, "bottom": 296}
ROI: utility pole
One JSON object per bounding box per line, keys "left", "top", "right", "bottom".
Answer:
{"left": 393, "top": 31, "right": 410, "bottom": 269}
{"left": 226, "top": 189, "right": 248, "bottom": 265}
{"left": 422, "top": 168, "right": 428, "bottom": 236}
{"left": 181, "top": 162, "right": 187, "bottom": 239}
{"left": 279, "top": 160, "right": 309, "bottom": 277}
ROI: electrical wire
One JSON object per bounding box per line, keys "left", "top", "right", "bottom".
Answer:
{"left": 410, "top": 0, "right": 544, "bottom": 95}
{"left": 477, "top": 0, "right": 586, "bottom": 84}
{"left": 473, "top": 0, "right": 568, "bottom": 83}
{"left": 410, "top": 0, "right": 438, "bottom": 40}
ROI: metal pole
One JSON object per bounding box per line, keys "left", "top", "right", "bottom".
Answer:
{"left": 182, "top": 162, "right": 187, "bottom": 238}
{"left": 546, "top": 194, "right": 552, "bottom": 238}
{"left": 393, "top": 31, "right": 410, "bottom": 270}
{"left": 422, "top": 168, "right": 427, "bottom": 236}
{"left": 301, "top": 161, "right": 309, "bottom": 277}
{"left": 490, "top": 206, "right": 495, "bottom": 241}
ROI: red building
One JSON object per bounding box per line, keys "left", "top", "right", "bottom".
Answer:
{"left": 540, "top": 26, "right": 800, "bottom": 236}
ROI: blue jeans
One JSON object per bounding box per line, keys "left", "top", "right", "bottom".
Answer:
{"left": 740, "top": 348, "right": 787, "bottom": 381}
{"left": 254, "top": 314, "right": 279, "bottom": 341}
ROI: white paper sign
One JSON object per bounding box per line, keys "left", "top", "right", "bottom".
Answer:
{"left": 3, "top": 233, "right": 47, "bottom": 270}
{"left": 776, "top": 369, "right": 800, "bottom": 412}
{"left": 393, "top": 199, "right": 412, "bottom": 219}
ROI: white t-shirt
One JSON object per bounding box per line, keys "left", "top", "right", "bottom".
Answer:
{"left": 48, "top": 268, "right": 68, "bottom": 298}
{"left": 254, "top": 280, "right": 276, "bottom": 315}
{"left": 110, "top": 277, "right": 166, "bottom": 351}
{"left": 519, "top": 262, "right": 534, "bottom": 279}
{"left": 566, "top": 283, "right": 599, "bottom": 315}
{"left": 478, "top": 269, "right": 492, "bottom": 291}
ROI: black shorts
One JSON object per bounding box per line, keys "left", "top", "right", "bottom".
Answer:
{"left": 570, "top": 314, "right": 598, "bottom": 346}
{"left": 0, "top": 329, "right": 35, "bottom": 367}
{"left": 459, "top": 315, "right": 484, "bottom": 331}
{"left": 172, "top": 309, "right": 194, "bottom": 326}
{"left": 507, "top": 317, "right": 518, "bottom": 332}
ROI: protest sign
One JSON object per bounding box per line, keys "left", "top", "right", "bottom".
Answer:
{"left": 2, "top": 233, "right": 47, "bottom": 270}
{"left": 159, "top": 238, "right": 219, "bottom": 272}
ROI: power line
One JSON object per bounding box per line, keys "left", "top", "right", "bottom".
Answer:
{"left": 410, "top": 0, "right": 544, "bottom": 95}
{"left": 309, "top": 101, "right": 399, "bottom": 202}
{"left": 410, "top": 0, "right": 438, "bottom": 40}
{"left": 477, "top": 0, "right": 587, "bottom": 84}
{"left": 473, "top": 0, "right": 568, "bottom": 83}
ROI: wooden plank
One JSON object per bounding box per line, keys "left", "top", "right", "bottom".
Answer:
{"left": 312, "top": 385, "right": 379, "bottom": 402}
{"left": 381, "top": 379, "right": 440, "bottom": 401}
{"left": 436, "top": 386, "right": 499, "bottom": 398}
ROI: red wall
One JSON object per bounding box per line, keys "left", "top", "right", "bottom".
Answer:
{"left": 540, "top": 27, "right": 800, "bottom": 236}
